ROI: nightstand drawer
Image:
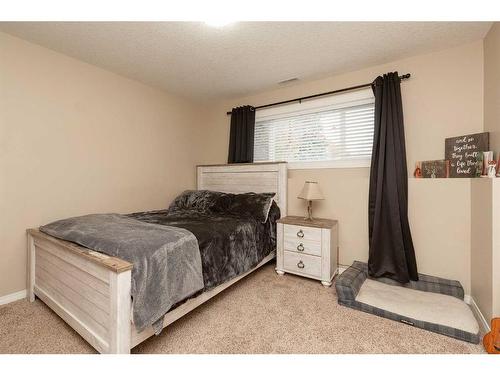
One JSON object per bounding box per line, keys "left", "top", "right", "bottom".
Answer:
{"left": 283, "top": 251, "right": 321, "bottom": 278}
{"left": 284, "top": 237, "right": 321, "bottom": 256}
{"left": 284, "top": 224, "right": 322, "bottom": 243}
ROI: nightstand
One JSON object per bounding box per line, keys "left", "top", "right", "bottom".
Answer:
{"left": 275, "top": 216, "right": 338, "bottom": 287}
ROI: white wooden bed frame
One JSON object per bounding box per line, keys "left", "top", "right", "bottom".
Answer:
{"left": 26, "top": 162, "right": 287, "bottom": 354}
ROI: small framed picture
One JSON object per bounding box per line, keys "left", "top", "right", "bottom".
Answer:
{"left": 420, "top": 160, "right": 450, "bottom": 178}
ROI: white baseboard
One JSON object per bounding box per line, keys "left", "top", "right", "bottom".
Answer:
{"left": 469, "top": 296, "right": 490, "bottom": 333}
{"left": 0, "top": 289, "right": 27, "bottom": 305}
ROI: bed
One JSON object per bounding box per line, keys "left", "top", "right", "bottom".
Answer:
{"left": 26, "top": 162, "right": 287, "bottom": 354}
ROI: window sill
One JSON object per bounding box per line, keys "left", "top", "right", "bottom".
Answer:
{"left": 286, "top": 159, "right": 371, "bottom": 170}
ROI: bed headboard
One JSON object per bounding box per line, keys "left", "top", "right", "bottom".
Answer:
{"left": 197, "top": 162, "right": 288, "bottom": 216}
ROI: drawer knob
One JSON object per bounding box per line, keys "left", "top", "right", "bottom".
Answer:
{"left": 297, "top": 243, "right": 304, "bottom": 252}
{"left": 297, "top": 229, "right": 304, "bottom": 238}
{"left": 297, "top": 260, "right": 305, "bottom": 269}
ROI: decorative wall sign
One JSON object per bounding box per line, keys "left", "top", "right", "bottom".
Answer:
{"left": 444, "top": 132, "right": 489, "bottom": 178}
{"left": 421, "top": 160, "right": 449, "bottom": 178}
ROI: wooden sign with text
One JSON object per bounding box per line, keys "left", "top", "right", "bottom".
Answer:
{"left": 445, "top": 132, "right": 489, "bottom": 178}
{"left": 421, "top": 160, "right": 449, "bottom": 178}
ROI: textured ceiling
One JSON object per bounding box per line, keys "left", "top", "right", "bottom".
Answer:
{"left": 0, "top": 22, "right": 492, "bottom": 100}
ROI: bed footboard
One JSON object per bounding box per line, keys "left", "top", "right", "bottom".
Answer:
{"left": 27, "top": 230, "right": 277, "bottom": 353}
{"left": 27, "top": 229, "right": 133, "bottom": 354}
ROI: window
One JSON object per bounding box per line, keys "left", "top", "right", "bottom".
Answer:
{"left": 253, "top": 88, "right": 375, "bottom": 169}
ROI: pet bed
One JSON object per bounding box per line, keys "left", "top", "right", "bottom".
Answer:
{"left": 336, "top": 261, "right": 480, "bottom": 343}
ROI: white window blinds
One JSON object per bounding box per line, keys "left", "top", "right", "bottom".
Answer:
{"left": 254, "top": 88, "right": 375, "bottom": 168}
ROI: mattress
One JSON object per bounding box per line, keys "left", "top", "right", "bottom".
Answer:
{"left": 336, "top": 261, "right": 480, "bottom": 343}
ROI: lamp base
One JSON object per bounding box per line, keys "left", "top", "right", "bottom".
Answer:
{"left": 304, "top": 200, "right": 314, "bottom": 221}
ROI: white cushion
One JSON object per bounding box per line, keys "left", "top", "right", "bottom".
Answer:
{"left": 356, "top": 278, "right": 479, "bottom": 334}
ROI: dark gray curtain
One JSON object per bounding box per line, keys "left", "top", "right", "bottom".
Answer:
{"left": 368, "top": 72, "right": 418, "bottom": 283}
{"left": 228, "top": 105, "right": 255, "bottom": 163}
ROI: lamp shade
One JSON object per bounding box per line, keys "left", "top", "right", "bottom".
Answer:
{"left": 297, "top": 181, "right": 324, "bottom": 200}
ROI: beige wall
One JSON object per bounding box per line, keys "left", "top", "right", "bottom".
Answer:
{"left": 197, "top": 41, "right": 485, "bottom": 293}
{"left": 471, "top": 179, "right": 494, "bottom": 322}
{"left": 493, "top": 181, "right": 500, "bottom": 319}
{"left": 0, "top": 33, "right": 202, "bottom": 297}
{"left": 484, "top": 23, "right": 500, "bottom": 151}
{"left": 471, "top": 22, "right": 500, "bottom": 323}
{"left": 471, "top": 178, "right": 500, "bottom": 323}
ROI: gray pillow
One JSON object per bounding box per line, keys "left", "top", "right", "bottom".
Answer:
{"left": 167, "top": 190, "right": 231, "bottom": 214}
{"left": 226, "top": 192, "right": 276, "bottom": 223}
{"left": 168, "top": 190, "right": 276, "bottom": 223}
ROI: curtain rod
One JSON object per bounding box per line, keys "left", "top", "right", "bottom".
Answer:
{"left": 226, "top": 73, "right": 411, "bottom": 115}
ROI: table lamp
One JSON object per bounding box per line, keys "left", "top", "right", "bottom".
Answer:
{"left": 297, "top": 181, "right": 324, "bottom": 221}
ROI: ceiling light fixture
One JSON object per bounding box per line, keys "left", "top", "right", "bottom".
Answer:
{"left": 204, "top": 20, "right": 235, "bottom": 28}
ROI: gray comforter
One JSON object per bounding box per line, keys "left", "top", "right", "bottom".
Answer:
{"left": 39, "top": 213, "right": 204, "bottom": 333}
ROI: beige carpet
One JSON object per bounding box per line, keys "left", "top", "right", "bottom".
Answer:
{"left": 0, "top": 263, "right": 484, "bottom": 354}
